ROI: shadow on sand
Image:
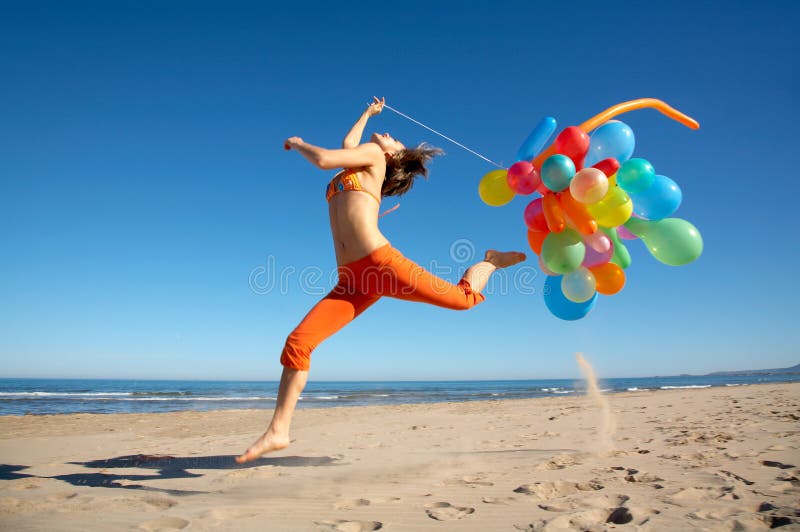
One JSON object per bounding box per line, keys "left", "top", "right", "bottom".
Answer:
{"left": 1, "top": 454, "right": 341, "bottom": 496}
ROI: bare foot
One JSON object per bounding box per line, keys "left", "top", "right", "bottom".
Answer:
{"left": 235, "top": 431, "right": 291, "bottom": 464}
{"left": 485, "top": 250, "right": 526, "bottom": 269}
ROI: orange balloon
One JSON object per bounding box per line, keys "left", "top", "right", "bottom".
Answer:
{"left": 531, "top": 98, "right": 700, "bottom": 169}
{"left": 542, "top": 192, "right": 566, "bottom": 233}
{"left": 590, "top": 263, "right": 626, "bottom": 295}
{"left": 527, "top": 229, "right": 548, "bottom": 255}
{"left": 559, "top": 192, "right": 598, "bottom": 235}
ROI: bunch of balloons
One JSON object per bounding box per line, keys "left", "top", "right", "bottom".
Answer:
{"left": 478, "top": 99, "right": 703, "bottom": 320}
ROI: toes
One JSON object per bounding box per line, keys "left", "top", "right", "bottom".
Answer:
{"left": 236, "top": 448, "right": 258, "bottom": 464}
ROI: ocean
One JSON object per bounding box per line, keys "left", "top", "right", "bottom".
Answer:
{"left": 1, "top": 374, "right": 798, "bottom": 416}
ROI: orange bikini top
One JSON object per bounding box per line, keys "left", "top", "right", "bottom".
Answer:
{"left": 325, "top": 169, "right": 381, "bottom": 204}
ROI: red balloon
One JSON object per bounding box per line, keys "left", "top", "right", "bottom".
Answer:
{"left": 592, "top": 158, "right": 620, "bottom": 178}
{"left": 523, "top": 198, "right": 548, "bottom": 232}
{"left": 507, "top": 161, "right": 541, "bottom": 195}
{"left": 554, "top": 126, "right": 590, "bottom": 170}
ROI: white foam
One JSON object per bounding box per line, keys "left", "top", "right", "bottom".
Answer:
{"left": 0, "top": 392, "right": 132, "bottom": 397}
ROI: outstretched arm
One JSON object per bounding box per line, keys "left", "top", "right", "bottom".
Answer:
{"left": 285, "top": 137, "right": 384, "bottom": 170}
{"left": 342, "top": 97, "right": 385, "bottom": 148}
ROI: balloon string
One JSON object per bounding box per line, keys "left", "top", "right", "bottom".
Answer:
{"left": 382, "top": 103, "right": 504, "bottom": 169}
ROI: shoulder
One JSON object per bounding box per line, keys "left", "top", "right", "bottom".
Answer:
{"left": 356, "top": 142, "right": 384, "bottom": 158}
{"left": 358, "top": 143, "right": 386, "bottom": 179}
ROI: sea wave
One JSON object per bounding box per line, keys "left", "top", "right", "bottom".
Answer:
{"left": 0, "top": 394, "right": 277, "bottom": 402}
{"left": 299, "top": 395, "right": 339, "bottom": 400}
{"left": 0, "top": 392, "right": 133, "bottom": 397}
{"left": 113, "top": 396, "right": 276, "bottom": 402}
{"left": 659, "top": 385, "right": 712, "bottom": 389}
{"left": 131, "top": 391, "right": 193, "bottom": 397}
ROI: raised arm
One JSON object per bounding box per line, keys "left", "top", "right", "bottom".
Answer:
{"left": 342, "top": 97, "right": 385, "bottom": 148}
{"left": 285, "top": 137, "right": 384, "bottom": 170}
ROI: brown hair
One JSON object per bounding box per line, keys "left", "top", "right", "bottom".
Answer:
{"left": 382, "top": 142, "right": 444, "bottom": 197}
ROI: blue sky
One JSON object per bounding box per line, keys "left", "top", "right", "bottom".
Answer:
{"left": 1, "top": 1, "right": 798, "bottom": 381}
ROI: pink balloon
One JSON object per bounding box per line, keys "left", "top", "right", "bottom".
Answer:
{"left": 616, "top": 225, "right": 638, "bottom": 240}
{"left": 569, "top": 167, "right": 608, "bottom": 204}
{"left": 584, "top": 231, "right": 611, "bottom": 253}
{"left": 507, "top": 161, "right": 541, "bottom": 195}
{"left": 582, "top": 236, "right": 614, "bottom": 268}
{"left": 523, "top": 198, "right": 548, "bottom": 232}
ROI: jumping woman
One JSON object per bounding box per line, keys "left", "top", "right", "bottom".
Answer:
{"left": 236, "top": 97, "right": 526, "bottom": 463}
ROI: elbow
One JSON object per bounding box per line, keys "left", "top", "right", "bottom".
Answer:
{"left": 315, "top": 153, "right": 333, "bottom": 169}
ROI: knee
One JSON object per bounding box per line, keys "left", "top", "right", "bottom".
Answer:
{"left": 280, "top": 331, "right": 313, "bottom": 371}
{"left": 451, "top": 299, "right": 473, "bottom": 311}
{"left": 454, "top": 281, "right": 486, "bottom": 310}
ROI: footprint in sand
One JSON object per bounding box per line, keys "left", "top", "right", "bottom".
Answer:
{"left": 535, "top": 453, "right": 585, "bottom": 471}
{"left": 761, "top": 460, "right": 796, "bottom": 469}
{"left": 538, "top": 493, "right": 629, "bottom": 513}
{"left": 756, "top": 502, "right": 800, "bottom": 528}
{"left": 513, "top": 480, "right": 604, "bottom": 500}
{"left": 334, "top": 497, "right": 400, "bottom": 510}
{"left": 619, "top": 469, "right": 663, "bottom": 484}
{"left": 204, "top": 508, "right": 260, "bottom": 520}
{"left": 481, "top": 496, "right": 516, "bottom": 505}
{"left": 424, "top": 502, "right": 475, "bottom": 520}
{"left": 522, "top": 507, "right": 636, "bottom": 530}
{"left": 138, "top": 516, "right": 190, "bottom": 531}
{"left": 667, "top": 485, "right": 739, "bottom": 505}
{"left": 441, "top": 475, "right": 494, "bottom": 488}
{"left": 314, "top": 519, "right": 382, "bottom": 531}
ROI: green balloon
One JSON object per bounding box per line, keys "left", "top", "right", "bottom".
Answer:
{"left": 617, "top": 158, "right": 655, "bottom": 194}
{"left": 542, "top": 229, "right": 585, "bottom": 274}
{"left": 601, "top": 227, "right": 631, "bottom": 269}
{"left": 624, "top": 217, "right": 703, "bottom": 266}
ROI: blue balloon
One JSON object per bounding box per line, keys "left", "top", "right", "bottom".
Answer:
{"left": 540, "top": 154, "right": 575, "bottom": 192}
{"left": 516, "top": 116, "right": 557, "bottom": 162}
{"left": 585, "top": 121, "right": 635, "bottom": 167}
{"left": 629, "top": 174, "right": 683, "bottom": 220}
{"left": 543, "top": 275, "right": 597, "bottom": 321}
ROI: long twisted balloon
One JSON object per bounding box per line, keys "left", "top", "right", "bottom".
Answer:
{"left": 531, "top": 98, "right": 700, "bottom": 168}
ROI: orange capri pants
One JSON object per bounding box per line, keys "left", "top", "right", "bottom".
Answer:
{"left": 280, "top": 244, "right": 485, "bottom": 370}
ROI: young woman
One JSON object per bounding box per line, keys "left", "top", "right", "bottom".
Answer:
{"left": 236, "top": 97, "right": 526, "bottom": 463}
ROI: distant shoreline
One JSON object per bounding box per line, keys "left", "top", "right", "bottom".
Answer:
{"left": 3, "top": 378, "right": 799, "bottom": 418}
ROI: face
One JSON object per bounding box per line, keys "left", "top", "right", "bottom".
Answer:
{"left": 371, "top": 132, "right": 405, "bottom": 154}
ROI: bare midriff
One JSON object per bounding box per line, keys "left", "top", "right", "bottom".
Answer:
{"left": 327, "top": 169, "right": 390, "bottom": 265}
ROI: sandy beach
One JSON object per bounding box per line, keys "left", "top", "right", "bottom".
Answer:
{"left": 1, "top": 382, "right": 798, "bottom": 531}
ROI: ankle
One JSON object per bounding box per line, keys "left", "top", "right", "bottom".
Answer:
{"left": 267, "top": 423, "right": 290, "bottom": 438}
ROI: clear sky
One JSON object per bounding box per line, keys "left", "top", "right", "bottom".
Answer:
{"left": 1, "top": 1, "right": 798, "bottom": 381}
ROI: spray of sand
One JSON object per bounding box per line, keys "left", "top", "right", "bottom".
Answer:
{"left": 575, "top": 352, "right": 616, "bottom": 453}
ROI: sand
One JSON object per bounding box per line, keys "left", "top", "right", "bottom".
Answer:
{"left": 1, "top": 383, "right": 798, "bottom": 531}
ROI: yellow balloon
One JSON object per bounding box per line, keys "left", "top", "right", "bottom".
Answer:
{"left": 478, "top": 169, "right": 514, "bottom": 207}
{"left": 587, "top": 186, "right": 632, "bottom": 227}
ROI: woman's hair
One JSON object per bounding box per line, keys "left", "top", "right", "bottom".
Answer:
{"left": 382, "top": 142, "right": 444, "bottom": 197}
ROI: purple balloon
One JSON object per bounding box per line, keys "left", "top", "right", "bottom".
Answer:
{"left": 582, "top": 237, "right": 614, "bottom": 267}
